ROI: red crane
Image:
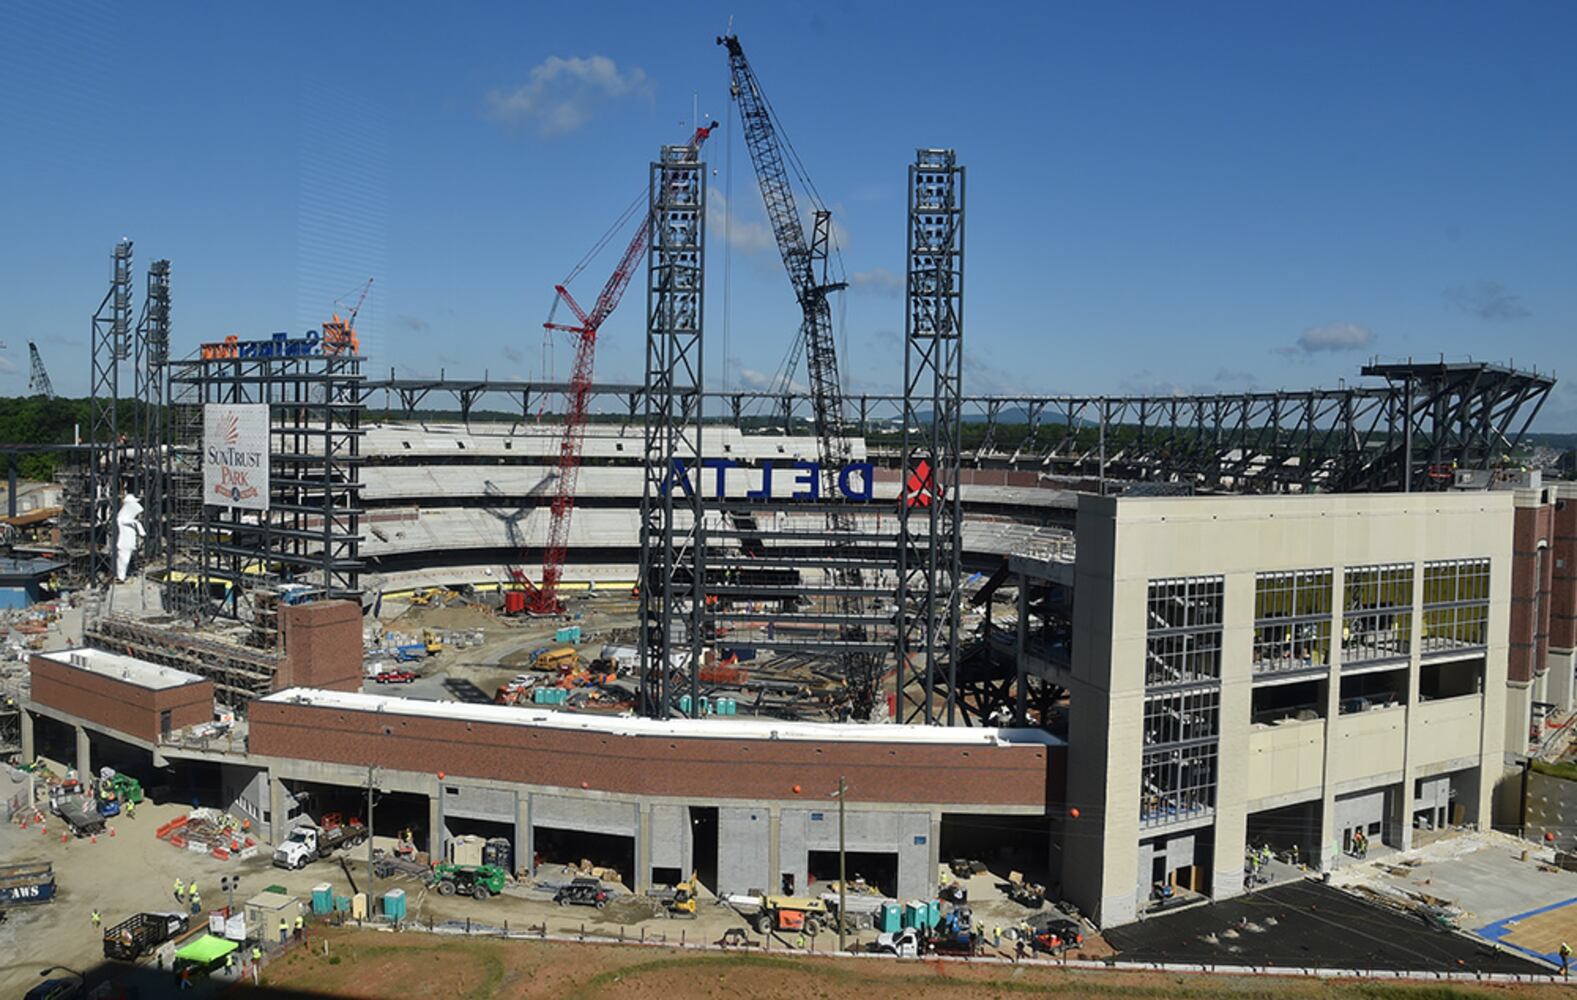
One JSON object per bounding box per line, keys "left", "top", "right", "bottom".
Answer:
{"left": 523, "top": 121, "right": 718, "bottom": 614}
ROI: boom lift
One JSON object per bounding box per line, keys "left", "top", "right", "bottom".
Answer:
{"left": 526, "top": 122, "right": 718, "bottom": 615}
{"left": 718, "top": 33, "right": 879, "bottom": 718}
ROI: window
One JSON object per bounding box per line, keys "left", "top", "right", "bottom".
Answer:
{"left": 1145, "top": 576, "right": 1225, "bottom": 687}
{"left": 1143, "top": 576, "right": 1222, "bottom": 827}
{"left": 1140, "top": 743, "right": 1217, "bottom": 828}
{"left": 1343, "top": 563, "right": 1414, "bottom": 664}
{"left": 1253, "top": 569, "right": 1333, "bottom": 674}
{"left": 1143, "top": 689, "right": 1220, "bottom": 747}
{"left": 1420, "top": 558, "right": 1490, "bottom": 655}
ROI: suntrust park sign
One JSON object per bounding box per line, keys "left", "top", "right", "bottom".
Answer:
{"left": 203, "top": 403, "right": 270, "bottom": 511}
{"left": 659, "top": 459, "right": 875, "bottom": 501}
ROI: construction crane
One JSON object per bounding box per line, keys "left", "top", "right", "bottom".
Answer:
{"left": 524, "top": 121, "right": 719, "bottom": 615}
{"left": 718, "top": 33, "right": 878, "bottom": 719}
{"left": 322, "top": 277, "right": 372, "bottom": 356}
{"left": 27, "top": 342, "right": 54, "bottom": 399}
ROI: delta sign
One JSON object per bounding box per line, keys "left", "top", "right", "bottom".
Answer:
{"left": 658, "top": 458, "right": 940, "bottom": 507}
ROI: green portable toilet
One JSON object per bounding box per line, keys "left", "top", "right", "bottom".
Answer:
{"left": 904, "top": 900, "right": 928, "bottom": 929}
{"left": 926, "top": 899, "right": 941, "bottom": 928}
{"left": 879, "top": 901, "right": 902, "bottom": 933}
{"left": 334, "top": 895, "right": 351, "bottom": 912}
{"left": 383, "top": 888, "right": 406, "bottom": 920}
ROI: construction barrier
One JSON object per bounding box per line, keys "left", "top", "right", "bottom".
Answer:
{"left": 211, "top": 847, "right": 230, "bottom": 861}
{"left": 170, "top": 834, "right": 187, "bottom": 849}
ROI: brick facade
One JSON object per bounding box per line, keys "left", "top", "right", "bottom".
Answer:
{"left": 248, "top": 700, "right": 1062, "bottom": 809}
{"left": 1510, "top": 502, "right": 1554, "bottom": 684}
{"left": 1553, "top": 492, "right": 1577, "bottom": 652}
{"left": 29, "top": 654, "right": 213, "bottom": 743}
{"left": 276, "top": 600, "right": 363, "bottom": 692}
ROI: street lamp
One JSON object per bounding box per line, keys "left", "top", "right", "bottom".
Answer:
{"left": 37, "top": 966, "right": 86, "bottom": 992}
{"left": 830, "top": 776, "right": 847, "bottom": 954}
{"left": 221, "top": 874, "right": 241, "bottom": 915}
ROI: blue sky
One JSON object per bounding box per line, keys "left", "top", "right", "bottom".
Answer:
{"left": 2, "top": 1, "right": 1574, "bottom": 426}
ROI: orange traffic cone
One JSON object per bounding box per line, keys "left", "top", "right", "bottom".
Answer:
{"left": 60, "top": 832, "right": 68, "bottom": 843}
{"left": 90, "top": 834, "right": 97, "bottom": 844}
{"left": 109, "top": 826, "right": 116, "bottom": 837}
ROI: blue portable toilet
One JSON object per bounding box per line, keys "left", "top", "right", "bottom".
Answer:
{"left": 879, "top": 902, "right": 902, "bottom": 933}
{"left": 679, "top": 694, "right": 692, "bottom": 715}
{"left": 383, "top": 888, "right": 406, "bottom": 920}
{"left": 311, "top": 883, "right": 333, "bottom": 915}
{"left": 926, "top": 899, "right": 941, "bottom": 928}
{"left": 903, "top": 900, "right": 927, "bottom": 929}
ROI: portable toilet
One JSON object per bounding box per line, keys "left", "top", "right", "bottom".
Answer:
{"left": 679, "top": 694, "right": 692, "bottom": 715}
{"left": 903, "top": 900, "right": 928, "bottom": 929}
{"left": 879, "top": 901, "right": 902, "bottom": 933}
{"left": 926, "top": 899, "right": 941, "bottom": 928}
{"left": 383, "top": 888, "right": 407, "bottom": 921}
{"left": 310, "top": 883, "right": 333, "bottom": 916}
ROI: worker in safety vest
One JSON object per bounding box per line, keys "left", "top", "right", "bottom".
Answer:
{"left": 1562, "top": 941, "right": 1572, "bottom": 977}
{"left": 294, "top": 914, "right": 304, "bottom": 940}
{"left": 174, "top": 877, "right": 185, "bottom": 902}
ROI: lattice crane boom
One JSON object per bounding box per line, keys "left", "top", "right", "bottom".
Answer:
{"left": 718, "top": 33, "right": 876, "bottom": 718}
{"left": 528, "top": 122, "right": 718, "bottom": 614}
{"left": 27, "top": 342, "right": 54, "bottom": 399}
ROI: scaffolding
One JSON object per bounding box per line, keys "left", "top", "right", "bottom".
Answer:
{"left": 165, "top": 340, "right": 364, "bottom": 647}
{"left": 85, "top": 615, "right": 279, "bottom": 707}
{"left": 134, "top": 260, "right": 172, "bottom": 559}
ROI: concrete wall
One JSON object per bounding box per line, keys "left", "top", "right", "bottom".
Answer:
{"left": 779, "top": 808, "right": 933, "bottom": 900}
{"left": 1412, "top": 696, "right": 1484, "bottom": 769}
{"left": 1057, "top": 491, "right": 1513, "bottom": 928}
{"left": 531, "top": 793, "right": 638, "bottom": 837}
{"left": 441, "top": 782, "right": 515, "bottom": 823}
{"left": 1524, "top": 768, "right": 1577, "bottom": 842}
{"left": 1246, "top": 719, "right": 1324, "bottom": 805}
{"left": 717, "top": 807, "right": 770, "bottom": 896}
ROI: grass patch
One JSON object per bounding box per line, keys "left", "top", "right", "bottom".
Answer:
{"left": 1531, "top": 759, "right": 1577, "bottom": 782}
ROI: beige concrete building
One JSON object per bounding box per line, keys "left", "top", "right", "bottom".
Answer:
{"left": 1017, "top": 491, "right": 1512, "bottom": 926}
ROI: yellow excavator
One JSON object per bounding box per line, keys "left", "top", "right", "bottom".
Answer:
{"left": 649, "top": 871, "right": 698, "bottom": 918}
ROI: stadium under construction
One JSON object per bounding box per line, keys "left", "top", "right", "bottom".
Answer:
{"left": 7, "top": 34, "right": 1574, "bottom": 929}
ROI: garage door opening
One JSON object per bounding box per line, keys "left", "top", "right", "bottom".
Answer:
{"left": 443, "top": 816, "right": 516, "bottom": 873}
{"left": 939, "top": 812, "right": 1052, "bottom": 885}
{"left": 532, "top": 826, "right": 635, "bottom": 888}
{"left": 807, "top": 850, "right": 898, "bottom": 898}
{"left": 1246, "top": 800, "right": 1320, "bottom": 864}
{"left": 690, "top": 806, "right": 718, "bottom": 892}
{"left": 367, "top": 790, "right": 433, "bottom": 855}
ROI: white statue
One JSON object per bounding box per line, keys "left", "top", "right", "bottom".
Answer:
{"left": 114, "top": 493, "right": 145, "bottom": 582}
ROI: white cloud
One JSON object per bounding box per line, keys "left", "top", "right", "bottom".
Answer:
{"left": 850, "top": 267, "right": 903, "bottom": 298}
{"left": 1282, "top": 322, "right": 1374, "bottom": 355}
{"left": 706, "top": 191, "right": 775, "bottom": 255}
{"left": 487, "top": 55, "right": 652, "bottom": 137}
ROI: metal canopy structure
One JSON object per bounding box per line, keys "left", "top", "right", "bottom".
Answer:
{"left": 897, "top": 149, "right": 966, "bottom": 725}
{"left": 638, "top": 142, "right": 707, "bottom": 719}
{"left": 359, "top": 362, "right": 1554, "bottom": 495}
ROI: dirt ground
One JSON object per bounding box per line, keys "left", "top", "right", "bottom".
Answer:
{"left": 254, "top": 927, "right": 1568, "bottom": 1000}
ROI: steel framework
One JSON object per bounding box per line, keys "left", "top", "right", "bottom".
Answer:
{"left": 359, "top": 363, "right": 1553, "bottom": 494}
{"left": 897, "top": 149, "right": 965, "bottom": 725}
{"left": 134, "top": 260, "right": 171, "bottom": 559}
{"left": 638, "top": 143, "right": 707, "bottom": 719}
{"left": 26, "top": 342, "right": 54, "bottom": 399}
{"left": 166, "top": 347, "right": 364, "bottom": 644}
{"left": 68, "top": 240, "right": 135, "bottom": 591}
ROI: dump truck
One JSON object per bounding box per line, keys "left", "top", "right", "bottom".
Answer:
{"left": 272, "top": 820, "right": 369, "bottom": 869}
{"left": 102, "top": 911, "right": 190, "bottom": 960}
{"left": 432, "top": 863, "right": 507, "bottom": 900}
{"left": 0, "top": 861, "right": 56, "bottom": 908}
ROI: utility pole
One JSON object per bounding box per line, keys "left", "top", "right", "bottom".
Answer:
{"left": 366, "top": 766, "right": 380, "bottom": 905}
{"left": 836, "top": 775, "right": 847, "bottom": 955}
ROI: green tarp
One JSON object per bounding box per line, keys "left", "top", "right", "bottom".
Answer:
{"left": 175, "top": 934, "right": 237, "bottom": 964}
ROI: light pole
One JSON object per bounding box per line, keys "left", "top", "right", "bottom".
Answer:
{"left": 38, "top": 966, "right": 86, "bottom": 991}
{"left": 366, "top": 765, "right": 381, "bottom": 905}
{"left": 221, "top": 874, "right": 240, "bottom": 916}
{"left": 833, "top": 775, "right": 847, "bottom": 954}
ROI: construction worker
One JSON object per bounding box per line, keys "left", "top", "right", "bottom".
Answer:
{"left": 279, "top": 917, "right": 289, "bottom": 944}
{"left": 91, "top": 909, "right": 102, "bottom": 928}
{"left": 992, "top": 925, "right": 1001, "bottom": 949}
{"left": 174, "top": 877, "right": 185, "bottom": 902}
{"left": 1015, "top": 935, "right": 1026, "bottom": 963}
{"left": 795, "top": 932, "right": 806, "bottom": 950}
{"left": 251, "top": 943, "right": 262, "bottom": 969}
{"left": 225, "top": 952, "right": 235, "bottom": 976}
{"left": 294, "top": 914, "right": 304, "bottom": 940}
{"left": 126, "top": 798, "right": 136, "bottom": 820}
{"left": 1562, "top": 941, "right": 1572, "bottom": 978}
